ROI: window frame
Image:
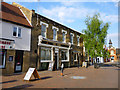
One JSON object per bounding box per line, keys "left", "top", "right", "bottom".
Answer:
{"left": 52, "top": 26, "right": 59, "bottom": 41}
{"left": 13, "top": 26, "right": 22, "bottom": 38}
{"left": 74, "top": 53, "right": 78, "bottom": 61}
{"left": 77, "top": 35, "right": 80, "bottom": 46}
{"left": 40, "top": 21, "right": 48, "bottom": 38}
{"left": 70, "top": 33, "right": 74, "bottom": 44}
{"left": 62, "top": 30, "right": 67, "bottom": 43}
{"left": 0, "top": 50, "right": 6, "bottom": 69}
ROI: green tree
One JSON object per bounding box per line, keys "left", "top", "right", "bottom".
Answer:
{"left": 81, "top": 13, "right": 110, "bottom": 63}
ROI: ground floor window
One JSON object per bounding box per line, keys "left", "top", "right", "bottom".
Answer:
{"left": 41, "top": 47, "right": 51, "bottom": 61}
{"left": 61, "top": 50, "right": 68, "bottom": 60}
{"left": 74, "top": 53, "right": 77, "bottom": 61}
{"left": 0, "top": 49, "right": 6, "bottom": 68}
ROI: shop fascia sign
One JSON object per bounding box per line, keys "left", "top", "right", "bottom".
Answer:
{"left": 0, "top": 39, "right": 15, "bottom": 49}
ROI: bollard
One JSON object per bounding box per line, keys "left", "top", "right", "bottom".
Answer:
{"left": 61, "top": 63, "right": 64, "bottom": 76}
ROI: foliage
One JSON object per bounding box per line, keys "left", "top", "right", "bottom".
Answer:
{"left": 81, "top": 13, "right": 110, "bottom": 59}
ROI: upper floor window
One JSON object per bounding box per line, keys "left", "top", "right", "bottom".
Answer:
{"left": 40, "top": 21, "right": 48, "bottom": 38}
{"left": 13, "top": 27, "right": 21, "bottom": 38}
{"left": 52, "top": 26, "right": 59, "bottom": 41}
{"left": 62, "top": 30, "right": 67, "bottom": 43}
{"left": 41, "top": 24, "right": 46, "bottom": 38}
{"left": 77, "top": 36, "right": 80, "bottom": 46}
{"left": 111, "top": 50, "right": 114, "bottom": 55}
{"left": 70, "top": 33, "right": 74, "bottom": 44}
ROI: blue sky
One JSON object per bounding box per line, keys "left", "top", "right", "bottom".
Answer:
{"left": 6, "top": 0, "right": 119, "bottom": 48}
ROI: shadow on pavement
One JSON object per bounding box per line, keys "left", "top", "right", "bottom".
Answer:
{"left": 0, "top": 80, "right": 17, "bottom": 84}
{"left": 3, "top": 84, "right": 33, "bottom": 89}
{"left": 29, "top": 76, "right": 52, "bottom": 82}
{"left": 40, "top": 76, "right": 52, "bottom": 80}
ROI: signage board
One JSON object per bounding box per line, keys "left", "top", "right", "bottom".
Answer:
{"left": 0, "top": 39, "right": 14, "bottom": 49}
{"left": 48, "top": 62, "right": 54, "bottom": 71}
{"left": 24, "top": 68, "right": 40, "bottom": 81}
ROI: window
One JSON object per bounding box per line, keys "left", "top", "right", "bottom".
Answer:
{"left": 13, "top": 27, "right": 21, "bottom": 38}
{"left": 40, "top": 21, "right": 48, "bottom": 38}
{"left": 53, "top": 28, "right": 57, "bottom": 40}
{"left": 62, "top": 30, "right": 67, "bottom": 43}
{"left": 0, "top": 50, "right": 6, "bottom": 68}
{"left": 13, "top": 27, "right": 17, "bottom": 36}
{"left": 70, "top": 33, "right": 74, "bottom": 44}
{"left": 63, "top": 32, "right": 66, "bottom": 42}
{"left": 111, "top": 50, "right": 114, "bottom": 55}
{"left": 41, "top": 47, "right": 51, "bottom": 60}
{"left": 61, "top": 50, "right": 68, "bottom": 60}
{"left": 41, "top": 24, "right": 46, "bottom": 38}
{"left": 74, "top": 54, "right": 77, "bottom": 61}
{"left": 77, "top": 36, "right": 80, "bottom": 46}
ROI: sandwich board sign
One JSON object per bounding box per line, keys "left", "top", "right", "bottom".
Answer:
{"left": 23, "top": 68, "right": 40, "bottom": 81}
{"left": 48, "top": 61, "right": 54, "bottom": 71}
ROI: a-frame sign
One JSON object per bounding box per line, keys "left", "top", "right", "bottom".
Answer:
{"left": 23, "top": 68, "right": 40, "bottom": 81}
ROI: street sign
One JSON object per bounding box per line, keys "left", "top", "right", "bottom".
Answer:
{"left": 23, "top": 68, "right": 40, "bottom": 81}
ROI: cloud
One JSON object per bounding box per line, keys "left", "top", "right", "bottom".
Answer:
{"left": 37, "top": 5, "right": 97, "bottom": 24}
{"left": 100, "top": 14, "right": 118, "bottom": 23}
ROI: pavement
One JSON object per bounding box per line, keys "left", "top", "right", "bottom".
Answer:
{"left": 1, "top": 65, "right": 119, "bottom": 89}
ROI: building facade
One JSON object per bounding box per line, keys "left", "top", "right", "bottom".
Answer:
{"left": 108, "top": 39, "right": 117, "bottom": 61}
{"left": 0, "top": 2, "right": 32, "bottom": 75}
{"left": 12, "top": 2, "right": 84, "bottom": 71}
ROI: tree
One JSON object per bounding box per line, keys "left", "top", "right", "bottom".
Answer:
{"left": 81, "top": 13, "right": 110, "bottom": 63}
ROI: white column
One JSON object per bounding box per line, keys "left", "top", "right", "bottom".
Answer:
{"left": 51, "top": 47, "right": 53, "bottom": 62}
{"left": 67, "top": 49, "right": 69, "bottom": 61}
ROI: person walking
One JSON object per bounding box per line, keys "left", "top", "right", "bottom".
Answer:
{"left": 61, "top": 63, "right": 64, "bottom": 76}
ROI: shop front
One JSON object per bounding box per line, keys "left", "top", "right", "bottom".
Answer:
{"left": 38, "top": 38, "right": 70, "bottom": 71}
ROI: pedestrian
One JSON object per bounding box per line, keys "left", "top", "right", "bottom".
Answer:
{"left": 61, "top": 63, "right": 64, "bottom": 76}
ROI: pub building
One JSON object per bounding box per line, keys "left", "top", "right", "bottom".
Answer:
{"left": 0, "top": 2, "right": 32, "bottom": 75}
{"left": 12, "top": 2, "right": 84, "bottom": 71}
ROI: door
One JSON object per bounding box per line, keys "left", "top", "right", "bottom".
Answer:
{"left": 14, "top": 50, "right": 23, "bottom": 73}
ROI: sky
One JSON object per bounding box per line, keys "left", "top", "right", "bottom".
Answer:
{"left": 5, "top": 0, "right": 119, "bottom": 48}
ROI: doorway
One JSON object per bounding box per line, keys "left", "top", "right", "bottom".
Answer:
{"left": 54, "top": 52, "right": 59, "bottom": 70}
{"left": 14, "top": 50, "right": 23, "bottom": 73}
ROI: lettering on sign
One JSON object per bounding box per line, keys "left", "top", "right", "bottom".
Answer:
{"left": 24, "top": 68, "right": 40, "bottom": 81}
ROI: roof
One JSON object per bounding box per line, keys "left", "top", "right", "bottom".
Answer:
{"left": 1, "top": 2, "right": 32, "bottom": 28}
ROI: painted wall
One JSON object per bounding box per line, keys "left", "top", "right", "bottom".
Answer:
{"left": 1, "top": 21, "right": 31, "bottom": 51}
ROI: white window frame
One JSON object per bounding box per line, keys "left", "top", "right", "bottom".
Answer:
{"left": 40, "top": 47, "right": 53, "bottom": 62}
{"left": 40, "top": 21, "right": 48, "bottom": 38}
{"left": 62, "top": 30, "right": 67, "bottom": 43}
{"left": 77, "top": 35, "right": 80, "bottom": 46}
{"left": 13, "top": 26, "right": 22, "bottom": 38}
{"left": 70, "top": 33, "right": 74, "bottom": 44}
{"left": 61, "top": 49, "right": 69, "bottom": 62}
{"left": 74, "top": 53, "right": 78, "bottom": 61}
{"left": 0, "top": 51, "right": 6, "bottom": 68}
{"left": 52, "top": 26, "right": 59, "bottom": 41}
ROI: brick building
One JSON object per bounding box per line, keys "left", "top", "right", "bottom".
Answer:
{"left": 12, "top": 2, "right": 84, "bottom": 71}
{"left": 0, "top": 2, "right": 32, "bottom": 75}
{"left": 108, "top": 39, "right": 117, "bottom": 61}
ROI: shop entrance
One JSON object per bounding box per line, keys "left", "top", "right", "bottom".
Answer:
{"left": 14, "top": 50, "right": 23, "bottom": 73}
{"left": 53, "top": 48, "right": 59, "bottom": 70}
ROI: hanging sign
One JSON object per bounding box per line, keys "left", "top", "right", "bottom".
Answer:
{"left": 23, "top": 68, "right": 40, "bottom": 81}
